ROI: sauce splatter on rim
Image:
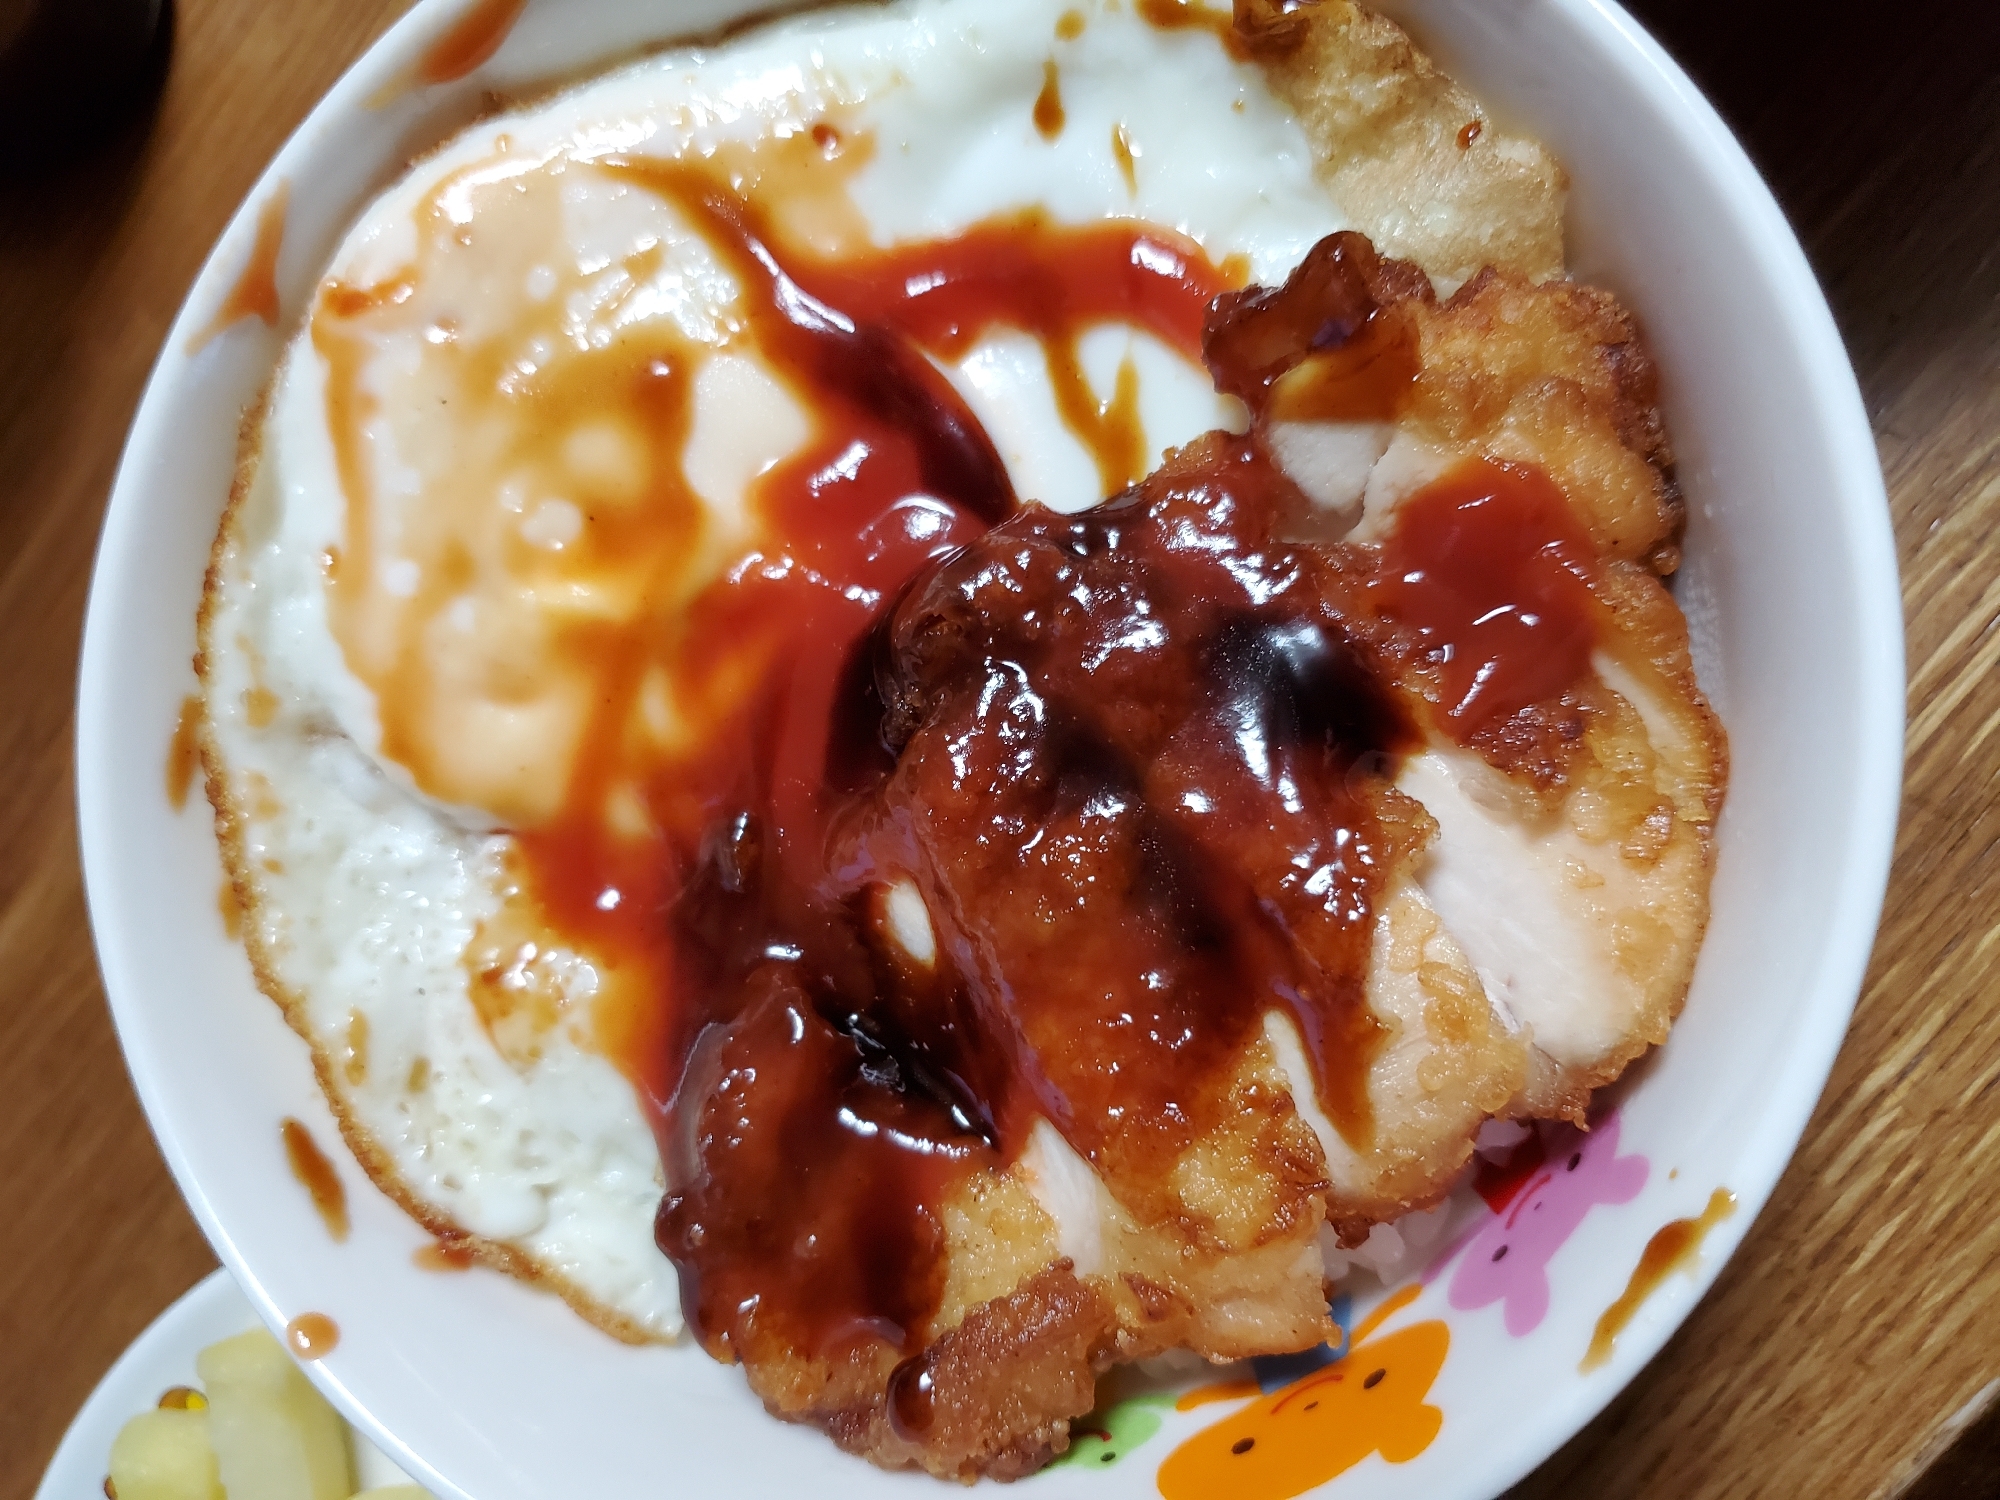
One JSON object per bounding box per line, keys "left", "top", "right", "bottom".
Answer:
{"left": 280, "top": 1117, "right": 349, "bottom": 1243}
{"left": 1582, "top": 1188, "right": 1736, "bottom": 1371}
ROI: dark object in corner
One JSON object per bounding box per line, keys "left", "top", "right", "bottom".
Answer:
{"left": 0, "top": 0, "right": 173, "bottom": 173}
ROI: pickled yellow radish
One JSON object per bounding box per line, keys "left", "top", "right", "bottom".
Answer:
{"left": 107, "top": 1407, "right": 225, "bottom": 1500}
{"left": 194, "top": 1329, "right": 353, "bottom": 1500}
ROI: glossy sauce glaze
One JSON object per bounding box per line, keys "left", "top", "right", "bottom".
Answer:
{"left": 610, "top": 170, "right": 1240, "bottom": 1369}
{"left": 316, "top": 120, "right": 1609, "bottom": 1386}
{"left": 1373, "top": 459, "right": 1603, "bottom": 740}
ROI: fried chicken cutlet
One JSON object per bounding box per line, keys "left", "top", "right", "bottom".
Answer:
{"left": 192, "top": 0, "right": 1722, "bottom": 1480}
{"left": 653, "top": 233, "right": 1722, "bottom": 1474}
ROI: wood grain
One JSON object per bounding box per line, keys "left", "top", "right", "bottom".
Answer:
{"left": 0, "top": 1, "right": 1992, "bottom": 1495}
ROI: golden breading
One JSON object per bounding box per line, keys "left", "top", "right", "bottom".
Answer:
{"left": 1407, "top": 269, "right": 1684, "bottom": 569}
{"left": 1252, "top": 0, "right": 1568, "bottom": 290}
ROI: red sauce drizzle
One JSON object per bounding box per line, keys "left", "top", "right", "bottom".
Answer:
{"left": 616, "top": 198, "right": 1602, "bottom": 1380}
{"left": 280, "top": 1117, "right": 349, "bottom": 1242}
{"left": 1373, "top": 459, "right": 1602, "bottom": 739}
{"left": 352, "top": 162, "right": 1246, "bottom": 1371}
{"left": 284, "top": 1312, "right": 340, "bottom": 1360}
{"left": 798, "top": 204, "right": 1237, "bottom": 496}
{"left": 657, "top": 427, "right": 1418, "bottom": 1371}
{"left": 416, "top": 0, "right": 527, "bottom": 85}
{"left": 324, "top": 138, "right": 1605, "bottom": 1402}
{"left": 189, "top": 183, "right": 288, "bottom": 352}
{"left": 877, "top": 434, "right": 1417, "bottom": 1165}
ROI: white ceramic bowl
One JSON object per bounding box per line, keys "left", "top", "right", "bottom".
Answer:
{"left": 76, "top": 1, "right": 1903, "bottom": 1497}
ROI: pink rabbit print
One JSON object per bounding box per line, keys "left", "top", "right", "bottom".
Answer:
{"left": 1447, "top": 1111, "right": 1649, "bottom": 1336}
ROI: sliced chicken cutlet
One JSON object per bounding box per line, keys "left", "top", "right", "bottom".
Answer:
{"left": 1221, "top": 230, "right": 1727, "bottom": 1125}
{"left": 879, "top": 426, "right": 1526, "bottom": 1282}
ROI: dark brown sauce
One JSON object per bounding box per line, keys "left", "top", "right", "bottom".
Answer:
{"left": 1202, "top": 230, "right": 1428, "bottom": 422}
{"left": 888, "top": 1353, "right": 938, "bottom": 1438}
{"left": 285, "top": 1312, "right": 340, "bottom": 1360}
{"left": 1034, "top": 58, "right": 1065, "bottom": 140}
{"left": 1582, "top": 1189, "right": 1735, "bottom": 1371}
{"left": 189, "top": 184, "right": 288, "bottom": 353}
{"left": 281, "top": 1117, "right": 350, "bottom": 1243}
{"left": 166, "top": 694, "right": 200, "bottom": 810}
{"left": 416, "top": 0, "right": 527, "bottom": 85}
{"left": 413, "top": 1238, "right": 477, "bottom": 1272}
{"left": 332, "top": 158, "right": 1234, "bottom": 1371}
{"left": 1458, "top": 119, "right": 1484, "bottom": 150}
{"left": 629, "top": 211, "right": 1598, "bottom": 1378}
{"left": 657, "top": 425, "right": 1419, "bottom": 1365}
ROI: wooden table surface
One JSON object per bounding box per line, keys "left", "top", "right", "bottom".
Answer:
{"left": 3, "top": 1, "right": 1995, "bottom": 1495}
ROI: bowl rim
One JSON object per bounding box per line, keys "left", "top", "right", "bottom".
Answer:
{"left": 74, "top": 0, "right": 1906, "bottom": 1494}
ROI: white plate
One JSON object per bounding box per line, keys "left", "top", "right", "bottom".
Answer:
{"left": 76, "top": 1, "right": 1904, "bottom": 1497}
{"left": 34, "top": 1271, "right": 252, "bottom": 1500}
